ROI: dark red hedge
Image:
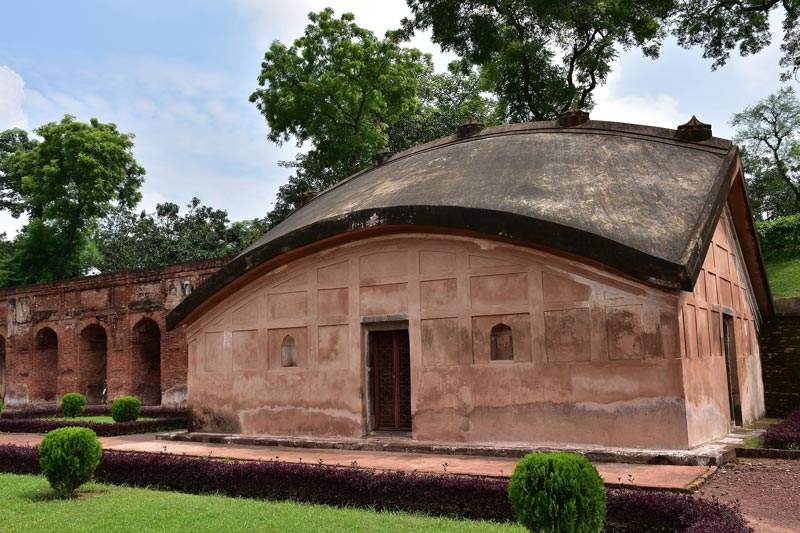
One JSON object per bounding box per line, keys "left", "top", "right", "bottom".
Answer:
{"left": 762, "top": 409, "right": 800, "bottom": 449}
{"left": 0, "top": 444, "right": 751, "bottom": 531}
{"left": 0, "top": 418, "right": 186, "bottom": 436}
{"left": 1, "top": 405, "right": 186, "bottom": 419}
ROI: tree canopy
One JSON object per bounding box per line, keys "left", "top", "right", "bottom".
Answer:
{"left": 0, "top": 116, "right": 144, "bottom": 285}
{"left": 733, "top": 86, "right": 800, "bottom": 219}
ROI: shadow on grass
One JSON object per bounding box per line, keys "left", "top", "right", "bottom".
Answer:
{"left": 23, "top": 484, "right": 108, "bottom": 502}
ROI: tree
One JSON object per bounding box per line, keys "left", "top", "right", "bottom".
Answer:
{"left": 732, "top": 86, "right": 800, "bottom": 219}
{"left": 402, "top": 0, "right": 673, "bottom": 121}
{"left": 93, "top": 198, "right": 268, "bottom": 272}
{"left": 0, "top": 116, "right": 144, "bottom": 285}
{"left": 671, "top": 0, "right": 800, "bottom": 81}
{"left": 250, "top": 8, "right": 426, "bottom": 227}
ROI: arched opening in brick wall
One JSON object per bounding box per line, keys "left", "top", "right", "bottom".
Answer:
{"left": 132, "top": 318, "right": 161, "bottom": 405}
{"left": 79, "top": 325, "right": 108, "bottom": 404}
{"left": 0, "top": 335, "right": 5, "bottom": 402}
{"left": 34, "top": 327, "right": 59, "bottom": 402}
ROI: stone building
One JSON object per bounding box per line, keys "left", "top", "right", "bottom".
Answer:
{"left": 0, "top": 258, "right": 225, "bottom": 407}
{"left": 169, "top": 116, "right": 773, "bottom": 450}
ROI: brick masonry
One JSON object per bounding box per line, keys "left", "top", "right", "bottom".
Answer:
{"left": 0, "top": 258, "right": 225, "bottom": 408}
{"left": 760, "top": 297, "right": 800, "bottom": 417}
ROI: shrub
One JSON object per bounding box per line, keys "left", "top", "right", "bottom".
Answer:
{"left": 0, "top": 399, "right": 3, "bottom": 417}
{"left": 0, "top": 417, "right": 186, "bottom": 436}
{"left": 60, "top": 392, "right": 86, "bottom": 418}
{"left": 111, "top": 396, "right": 141, "bottom": 422}
{"left": 38, "top": 427, "right": 102, "bottom": 498}
{"left": 756, "top": 214, "right": 800, "bottom": 259}
{"left": 762, "top": 408, "right": 800, "bottom": 449}
{"left": 508, "top": 452, "right": 606, "bottom": 532}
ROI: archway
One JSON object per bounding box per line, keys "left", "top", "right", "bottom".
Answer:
{"left": 34, "top": 328, "right": 59, "bottom": 402}
{"left": 0, "top": 336, "right": 6, "bottom": 402}
{"left": 80, "top": 325, "right": 108, "bottom": 404}
{"left": 132, "top": 318, "right": 161, "bottom": 405}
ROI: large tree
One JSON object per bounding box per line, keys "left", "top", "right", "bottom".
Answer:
{"left": 94, "top": 198, "right": 268, "bottom": 273}
{"left": 0, "top": 116, "right": 144, "bottom": 285}
{"left": 671, "top": 0, "right": 800, "bottom": 80}
{"left": 402, "top": 0, "right": 673, "bottom": 121}
{"left": 732, "top": 86, "right": 800, "bottom": 219}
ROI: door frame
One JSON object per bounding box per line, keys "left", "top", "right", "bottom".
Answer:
{"left": 361, "top": 319, "right": 410, "bottom": 434}
{"left": 722, "top": 312, "right": 743, "bottom": 427}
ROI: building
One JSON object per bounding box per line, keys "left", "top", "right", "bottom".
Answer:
{"left": 168, "top": 115, "right": 772, "bottom": 450}
{"left": 0, "top": 258, "right": 225, "bottom": 407}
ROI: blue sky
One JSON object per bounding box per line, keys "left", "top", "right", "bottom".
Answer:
{"left": 0, "top": 1, "right": 794, "bottom": 236}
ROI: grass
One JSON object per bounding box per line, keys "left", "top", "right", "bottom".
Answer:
{"left": 44, "top": 416, "right": 156, "bottom": 424}
{"left": 765, "top": 256, "right": 800, "bottom": 298}
{"left": 0, "top": 474, "right": 522, "bottom": 532}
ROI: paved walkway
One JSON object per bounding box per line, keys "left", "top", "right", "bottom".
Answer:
{"left": 0, "top": 432, "right": 713, "bottom": 491}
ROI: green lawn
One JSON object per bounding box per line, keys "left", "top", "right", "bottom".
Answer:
{"left": 765, "top": 256, "right": 800, "bottom": 298}
{"left": 44, "top": 416, "right": 156, "bottom": 424}
{"left": 0, "top": 474, "right": 522, "bottom": 532}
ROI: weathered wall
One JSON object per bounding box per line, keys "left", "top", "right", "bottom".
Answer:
{"left": 760, "top": 298, "right": 800, "bottom": 417}
{"left": 0, "top": 258, "right": 224, "bottom": 407}
{"left": 679, "top": 208, "right": 765, "bottom": 446}
{"left": 188, "top": 233, "right": 695, "bottom": 449}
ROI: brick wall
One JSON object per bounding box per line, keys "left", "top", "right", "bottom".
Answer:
{"left": 0, "top": 258, "right": 225, "bottom": 407}
{"left": 760, "top": 297, "right": 800, "bottom": 417}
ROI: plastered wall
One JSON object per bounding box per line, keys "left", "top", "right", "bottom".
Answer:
{"left": 188, "top": 233, "right": 697, "bottom": 449}
{"left": 679, "top": 209, "right": 765, "bottom": 446}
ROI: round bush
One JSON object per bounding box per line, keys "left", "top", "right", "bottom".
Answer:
{"left": 39, "top": 427, "right": 102, "bottom": 498}
{"left": 60, "top": 392, "right": 86, "bottom": 418}
{"left": 508, "top": 452, "right": 606, "bottom": 532}
{"left": 111, "top": 396, "right": 141, "bottom": 422}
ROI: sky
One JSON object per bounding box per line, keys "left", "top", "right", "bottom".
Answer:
{"left": 0, "top": 1, "right": 795, "bottom": 237}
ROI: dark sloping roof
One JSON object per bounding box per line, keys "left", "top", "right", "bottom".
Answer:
{"left": 168, "top": 119, "right": 767, "bottom": 330}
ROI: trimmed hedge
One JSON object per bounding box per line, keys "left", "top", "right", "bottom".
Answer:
{"left": 756, "top": 214, "right": 800, "bottom": 259}
{"left": 39, "top": 427, "right": 102, "bottom": 498}
{"left": 0, "top": 444, "right": 752, "bottom": 531}
{"left": 60, "top": 393, "right": 86, "bottom": 418}
{"left": 762, "top": 409, "right": 800, "bottom": 450}
{"left": 111, "top": 396, "right": 142, "bottom": 422}
{"left": 0, "top": 417, "right": 186, "bottom": 436}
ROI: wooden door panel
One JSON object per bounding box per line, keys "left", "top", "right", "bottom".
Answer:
{"left": 370, "top": 330, "right": 411, "bottom": 431}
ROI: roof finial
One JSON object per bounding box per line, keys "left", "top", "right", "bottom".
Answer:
{"left": 676, "top": 116, "right": 712, "bottom": 142}
{"left": 456, "top": 117, "right": 485, "bottom": 138}
{"left": 374, "top": 149, "right": 392, "bottom": 166}
{"left": 557, "top": 104, "right": 589, "bottom": 127}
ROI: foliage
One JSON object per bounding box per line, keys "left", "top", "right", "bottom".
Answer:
{"left": 38, "top": 427, "right": 102, "bottom": 498}
{"left": 0, "top": 116, "right": 144, "bottom": 286}
{"left": 762, "top": 409, "right": 800, "bottom": 449}
{"left": 60, "top": 393, "right": 87, "bottom": 418}
{"left": 0, "top": 417, "right": 186, "bottom": 436}
{"left": 757, "top": 214, "right": 800, "bottom": 258}
{"left": 402, "top": 0, "right": 672, "bottom": 122}
{"left": 251, "top": 8, "right": 425, "bottom": 228}
{"left": 0, "top": 474, "right": 518, "bottom": 533}
{"left": 111, "top": 396, "right": 141, "bottom": 423}
{"left": 93, "top": 198, "right": 267, "bottom": 273}
{"left": 0, "top": 404, "right": 186, "bottom": 420}
{"left": 0, "top": 399, "right": 3, "bottom": 417}
{"left": 671, "top": 0, "right": 800, "bottom": 81}
{"left": 0, "top": 446, "right": 752, "bottom": 530}
{"left": 733, "top": 87, "right": 800, "bottom": 219}
{"left": 507, "top": 452, "right": 605, "bottom": 533}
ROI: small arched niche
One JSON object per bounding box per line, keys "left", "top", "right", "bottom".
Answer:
{"left": 490, "top": 323, "right": 514, "bottom": 361}
{"left": 34, "top": 327, "right": 59, "bottom": 401}
{"left": 281, "top": 335, "right": 297, "bottom": 367}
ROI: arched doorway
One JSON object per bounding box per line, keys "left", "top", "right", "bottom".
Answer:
{"left": 80, "top": 325, "right": 107, "bottom": 404}
{"left": 0, "top": 335, "right": 6, "bottom": 402}
{"left": 34, "top": 327, "right": 59, "bottom": 402}
{"left": 132, "top": 318, "right": 161, "bottom": 405}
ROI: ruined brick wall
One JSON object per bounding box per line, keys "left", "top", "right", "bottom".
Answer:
{"left": 760, "top": 298, "right": 800, "bottom": 417}
{"left": 0, "top": 258, "right": 225, "bottom": 407}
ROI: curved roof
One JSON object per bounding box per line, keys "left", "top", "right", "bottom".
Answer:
{"left": 168, "top": 119, "right": 753, "bottom": 329}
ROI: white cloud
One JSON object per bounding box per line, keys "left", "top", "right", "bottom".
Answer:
{"left": 592, "top": 65, "right": 686, "bottom": 129}
{"left": 0, "top": 65, "right": 28, "bottom": 130}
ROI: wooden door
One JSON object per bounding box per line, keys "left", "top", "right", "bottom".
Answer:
{"left": 369, "top": 330, "right": 411, "bottom": 431}
{"left": 723, "top": 315, "right": 743, "bottom": 426}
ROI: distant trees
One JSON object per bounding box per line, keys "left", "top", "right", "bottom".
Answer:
{"left": 732, "top": 86, "right": 800, "bottom": 219}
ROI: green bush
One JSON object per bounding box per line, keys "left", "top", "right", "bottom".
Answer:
{"left": 39, "top": 427, "right": 102, "bottom": 498}
{"left": 111, "top": 396, "right": 141, "bottom": 422}
{"left": 508, "top": 452, "right": 606, "bottom": 533}
{"left": 756, "top": 214, "right": 800, "bottom": 259}
{"left": 60, "top": 392, "right": 87, "bottom": 418}
{"left": 0, "top": 398, "right": 3, "bottom": 417}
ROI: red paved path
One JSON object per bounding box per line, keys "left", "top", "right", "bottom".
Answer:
{"left": 0, "top": 432, "right": 712, "bottom": 491}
